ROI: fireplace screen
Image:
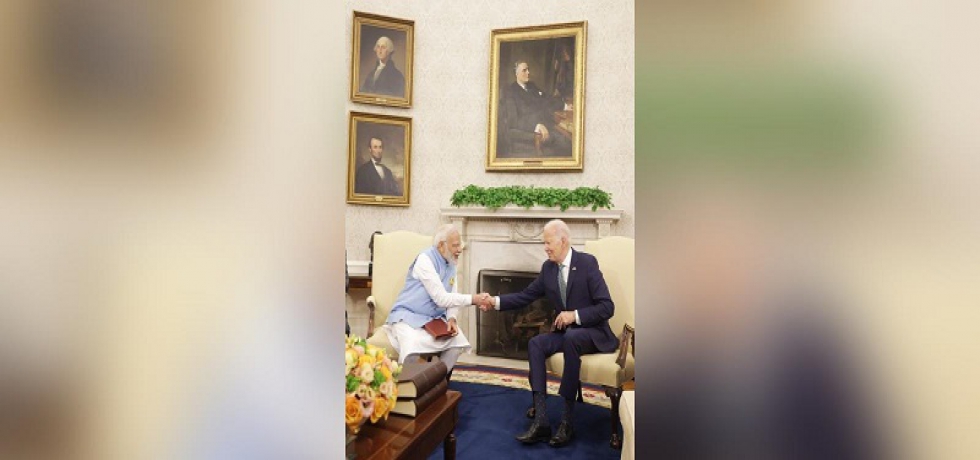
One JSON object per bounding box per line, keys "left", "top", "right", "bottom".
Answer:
{"left": 477, "top": 269, "right": 556, "bottom": 360}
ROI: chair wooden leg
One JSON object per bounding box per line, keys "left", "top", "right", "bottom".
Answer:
{"left": 605, "top": 386, "right": 623, "bottom": 449}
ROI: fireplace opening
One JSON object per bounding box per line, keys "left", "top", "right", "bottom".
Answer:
{"left": 477, "top": 269, "right": 556, "bottom": 360}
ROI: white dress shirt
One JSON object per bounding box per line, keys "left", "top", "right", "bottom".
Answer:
{"left": 371, "top": 160, "right": 386, "bottom": 180}
{"left": 412, "top": 252, "right": 472, "bottom": 321}
{"left": 372, "top": 60, "right": 387, "bottom": 82}
{"left": 382, "top": 251, "right": 472, "bottom": 364}
{"left": 494, "top": 249, "right": 581, "bottom": 325}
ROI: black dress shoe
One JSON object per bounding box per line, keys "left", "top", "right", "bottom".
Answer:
{"left": 548, "top": 420, "right": 574, "bottom": 447}
{"left": 526, "top": 405, "right": 535, "bottom": 419}
{"left": 515, "top": 420, "right": 551, "bottom": 444}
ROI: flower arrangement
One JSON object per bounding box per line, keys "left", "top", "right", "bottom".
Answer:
{"left": 345, "top": 334, "right": 401, "bottom": 434}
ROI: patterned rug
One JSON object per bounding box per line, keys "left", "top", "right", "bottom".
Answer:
{"left": 451, "top": 364, "right": 611, "bottom": 408}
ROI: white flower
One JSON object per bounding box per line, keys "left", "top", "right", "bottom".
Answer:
{"left": 358, "top": 363, "right": 375, "bottom": 383}
{"left": 357, "top": 385, "right": 377, "bottom": 402}
{"left": 378, "top": 380, "right": 396, "bottom": 398}
{"left": 345, "top": 350, "right": 357, "bottom": 374}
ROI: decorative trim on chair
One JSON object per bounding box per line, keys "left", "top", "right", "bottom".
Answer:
{"left": 616, "top": 324, "right": 634, "bottom": 369}
{"left": 366, "top": 295, "right": 377, "bottom": 338}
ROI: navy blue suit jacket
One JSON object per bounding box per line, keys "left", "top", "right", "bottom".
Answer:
{"left": 499, "top": 249, "right": 619, "bottom": 353}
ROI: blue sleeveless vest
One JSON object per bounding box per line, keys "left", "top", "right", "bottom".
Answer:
{"left": 386, "top": 246, "right": 456, "bottom": 328}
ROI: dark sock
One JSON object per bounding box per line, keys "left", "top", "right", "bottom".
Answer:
{"left": 562, "top": 397, "right": 575, "bottom": 423}
{"left": 533, "top": 391, "right": 548, "bottom": 425}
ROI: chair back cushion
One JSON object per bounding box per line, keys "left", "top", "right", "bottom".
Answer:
{"left": 371, "top": 231, "right": 433, "bottom": 324}
{"left": 584, "top": 236, "right": 634, "bottom": 335}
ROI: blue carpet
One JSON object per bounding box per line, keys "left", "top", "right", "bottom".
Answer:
{"left": 426, "top": 381, "right": 620, "bottom": 460}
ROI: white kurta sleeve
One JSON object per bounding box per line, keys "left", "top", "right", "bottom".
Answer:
{"left": 412, "top": 253, "right": 472, "bottom": 317}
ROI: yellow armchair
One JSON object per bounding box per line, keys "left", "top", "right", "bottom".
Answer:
{"left": 364, "top": 231, "right": 433, "bottom": 361}
{"left": 546, "top": 236, "right": 634, "bottom": 449}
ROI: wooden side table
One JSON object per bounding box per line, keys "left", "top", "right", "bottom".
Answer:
{"left": 353, "top": 390, "right": 460, "bottom": 460}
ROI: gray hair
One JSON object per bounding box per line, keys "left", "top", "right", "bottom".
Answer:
{"left": 375, "top": 36, "right": 395, "bottom": 55}
{"left": 543, "top": 219, "right": 570, "bottom": 240}
{"left": 433, "top": 224, "right": 459, "bottom": 246}
{"left": 514, "top": 61, "right": 528, "bottom": 75}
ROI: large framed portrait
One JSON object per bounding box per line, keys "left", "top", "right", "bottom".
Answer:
{"left": 350, "top": 11, "right": 414, "bottom": 108}
{"left": 487, "top": 22, "right": 587, "bottom": 172}
{"left": 347, "top": 112, "right": 412, "bottom": 207}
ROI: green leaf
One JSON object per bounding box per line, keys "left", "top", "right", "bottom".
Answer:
{"left": 448, "top": 185, "right": 612, "bottom": 211}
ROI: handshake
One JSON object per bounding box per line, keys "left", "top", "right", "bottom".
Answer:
{"left": 471, "top": 293, "right": 496, "bottom": 311}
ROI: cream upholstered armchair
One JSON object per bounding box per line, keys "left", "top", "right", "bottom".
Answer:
{"left": 364, "top": 230, "right": 433, "bottom": 361}
{"left": 546, "top": 236, "right": 635, "bottom": 449}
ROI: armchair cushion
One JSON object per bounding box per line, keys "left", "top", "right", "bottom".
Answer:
{"left": 546, "top": 351, "right": 635, "bottom": 389}
{"left": 366, "top": 327, "right": 399, "bottom": 361}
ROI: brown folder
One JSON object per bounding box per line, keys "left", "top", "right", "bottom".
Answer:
{"left": 422, "top": 318, "right": 454, "bottom": 340}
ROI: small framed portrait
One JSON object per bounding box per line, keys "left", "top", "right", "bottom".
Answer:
{"left": 350, "top": 11, "right": 414, "bottom": 108}
{"left": 347, "top": 111, "right": 412, "bottom": 207}
{"left": 487, "top": 22, "right": 587, "bottom": 172}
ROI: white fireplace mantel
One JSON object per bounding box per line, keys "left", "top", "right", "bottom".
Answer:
{"left": 440, "top": 206, "right": 623, "bottom": 240}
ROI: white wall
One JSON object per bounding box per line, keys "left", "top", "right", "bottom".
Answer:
{"left": 344, "top": 0, "right": 635, "bottom": 262}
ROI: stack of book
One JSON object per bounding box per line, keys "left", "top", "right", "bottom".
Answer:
{"left": 391, "top": 360, "right": 448, "bottom": 417}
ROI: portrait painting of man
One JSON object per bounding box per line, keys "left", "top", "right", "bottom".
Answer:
{"left": 347, "top": 112, "right": 412, "bottom": 206}
{"left": 487, "top": 22, "right": 586, "bottom": 171}
{"left": 351, "top": 12, "right": 414, "bottom": 108}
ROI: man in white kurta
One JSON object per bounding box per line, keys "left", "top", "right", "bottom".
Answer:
{"left": 381, "top": 225, "right": 489, "bottom": 373}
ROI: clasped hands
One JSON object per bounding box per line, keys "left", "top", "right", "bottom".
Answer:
{"left": 471, "top": 295, "right": 576, "bottom": 329}
{"left": 471, "top": 293, "right": 495, "bottom": 311}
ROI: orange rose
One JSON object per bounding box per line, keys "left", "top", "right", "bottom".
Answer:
{"left": 371, "top": 396, "right": 389, "bottom": 423}
{"left": 345, "top": 394, "right": 363, "bottom": 430}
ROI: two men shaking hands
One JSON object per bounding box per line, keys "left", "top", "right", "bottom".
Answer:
{"left": 471, "top": 293, "right": 579, "bottom": 330}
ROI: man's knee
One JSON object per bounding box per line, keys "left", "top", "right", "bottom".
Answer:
{"left": 562, "top": 329, "right": 590, "bottom": 354}
{"left": 529, "top": 334, "right": 547, "bottom": 352}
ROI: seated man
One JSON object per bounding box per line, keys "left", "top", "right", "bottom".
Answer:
{"left": 478, "top": 219, "right": 617, "bottom": 447}
{"left": 498, "top": 61, "right": 572, "bottom": 157}
{"left": 382, "top": 224, "right": 490, "bottom": 378}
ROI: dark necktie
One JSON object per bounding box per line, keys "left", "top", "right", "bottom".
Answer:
{"left": 558, "top": 263, "right": 567, "bottom": 309}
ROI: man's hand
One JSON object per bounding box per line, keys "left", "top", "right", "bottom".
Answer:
{"left": 476, "top": 294, "right": 495, "bottom": 312}
{"left": 472, "top": 293, "right": 490, "bottom": 307}
{"left": 447, "top": 318, "right": 459, "bottom": 336}
{"left": 553, "top": 311, "right": 576, "bottom": 330}
{"left": 535, "top": 124, "right": 550, "bottom": 142}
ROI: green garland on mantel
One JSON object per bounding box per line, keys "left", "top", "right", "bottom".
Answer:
{"left": 450, "top": 185, "right": 613, "bottom": 212}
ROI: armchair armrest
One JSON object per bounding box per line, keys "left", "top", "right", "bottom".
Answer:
{"left": 366, "top": 295, "right": 377, "bottom": 338}
{"left": 616, "top": 324, "right": 635, "bottom": 369}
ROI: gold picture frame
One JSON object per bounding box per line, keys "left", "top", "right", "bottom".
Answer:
{"left": 346, "top": 111, "right": 412, "bottom": 207}
{"left": 350, "top": 11, "right": 414, "bottom": 108}
{"left": 487, "top": 22, "right": 587, "bottom": 171}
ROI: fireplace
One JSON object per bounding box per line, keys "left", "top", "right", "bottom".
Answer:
{"left": 438, "top": 205, "right": 622, "bottom": 353}
{"left": 476, "top": 269, "right": 555, "bottom": 360}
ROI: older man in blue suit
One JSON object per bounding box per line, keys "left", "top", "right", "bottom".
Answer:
{"left": 479, "top": 219, "right": 617, "bottom": 448}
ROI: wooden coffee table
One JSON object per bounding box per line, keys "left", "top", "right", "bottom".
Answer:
{"left": 352, "top": 390, "right": 460, "bottom": 460}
